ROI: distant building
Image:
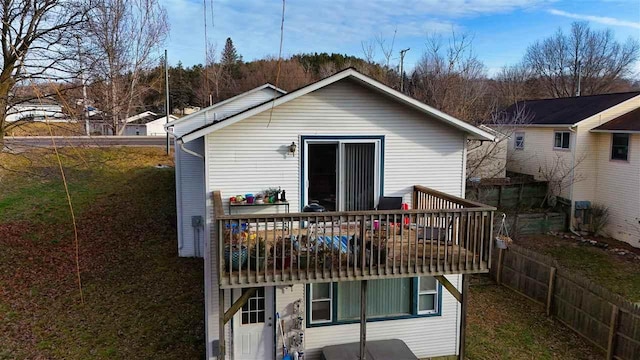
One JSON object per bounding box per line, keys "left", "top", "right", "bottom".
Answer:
{"left": 6, "top": 101, "right": 68, "bottom": 122}
{"left": 122, "top": 111, "right": 178, "bottom": 136}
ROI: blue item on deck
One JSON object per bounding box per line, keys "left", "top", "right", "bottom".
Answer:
{"left": 314, "top": 235, "right": 350, "bottom": 254}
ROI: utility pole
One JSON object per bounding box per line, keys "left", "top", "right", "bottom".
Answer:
{"left": 399, "top": 48, "right": 410, "bottom": 93}
{"left": 576, "top": 60, "right": 582, "bottom": 97}
{"left": 165, "top": 49, "right": 170, "bottom": 155}
{"left": 77, "top": 36, "right": 90, "bottom": 136}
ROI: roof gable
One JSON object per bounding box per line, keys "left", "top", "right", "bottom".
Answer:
{"left": 592, "top": 107, "right": 640, "bottom": 133}
{"left": 180, "top": 68, "right": 495, "bottom": 143}
{"left": 502, "top": 92, "right": 640, "bottom": 126}
{"left": 166, "top": 84, "right": 286, "bottom": 128}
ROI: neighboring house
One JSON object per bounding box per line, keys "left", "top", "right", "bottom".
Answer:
{"left": 466, "top": 125, "right": 509, "bottom": 180}
{"left": 6, "top": 101, "right": 68, "bottom": 122}
{"left": 498, "top": 92, "right": 640, "bottom": 246}
{"left": 123, "top": 112, "right": 177, "bottom": 136}
{"left": 167, "top": 68, "right": 496, "bottom": 360}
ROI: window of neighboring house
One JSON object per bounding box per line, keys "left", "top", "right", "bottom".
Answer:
{"left": 308, "top": 277, "right": 441, "bottom": 326}
{"left": 554, "top": 131, "right": 571, "bottom": 150}
{"left": 309, "top": 282, "right": 332, "bottom": 324}
{"left": 514, "top": 132, "right": 525, "bottom": 150}
{"left": 611, "top": 133, "right": 630, "bottom": 161}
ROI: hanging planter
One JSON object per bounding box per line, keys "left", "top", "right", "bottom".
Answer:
{"left": 496, "top": 213, "right": 513, "bottom": 249}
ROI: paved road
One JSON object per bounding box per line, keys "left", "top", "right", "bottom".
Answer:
{"left": 4, "top": 136, "right": 174, "bottom": 148}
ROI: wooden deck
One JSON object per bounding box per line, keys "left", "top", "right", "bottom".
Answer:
{"left": 215, "top": 186, "right": 496, "bottom": 288}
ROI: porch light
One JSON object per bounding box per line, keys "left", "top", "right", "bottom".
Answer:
{"left": 288, "top": 142, "right": 297, "bottom": 156}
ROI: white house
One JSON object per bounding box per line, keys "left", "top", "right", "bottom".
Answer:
{"left": 123, "top": 112, "right": 178, "bottom": 136}
{"left": 466, "top": 125, "right": 509, "bottom": 180}
{"left": 6, "top": 101, "right": 68, "bottom": 122}
{"left": 167, "top": 69, "right": 496, "bottom": 360}
{"left": 499, "top": 92, "right": 640, "bottom": 246}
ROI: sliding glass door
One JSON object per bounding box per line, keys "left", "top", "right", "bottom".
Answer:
{"left": 304, "top": 138, "right": 381, "bottom": 212}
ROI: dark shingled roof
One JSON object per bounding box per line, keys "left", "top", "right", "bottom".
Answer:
{"left": 503, "top": 91, "right": 640, "bottom": 125}
{"left": 593, "top": 107, "right": 640, "bottom": 132}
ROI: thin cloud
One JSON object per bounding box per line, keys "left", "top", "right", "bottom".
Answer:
{"left": 548, "top": 9, "right": 640, "bottom": 29}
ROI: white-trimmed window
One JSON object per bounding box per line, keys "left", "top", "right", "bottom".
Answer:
{"left": 514, "top": 132, "right": 525, "bottom": 150}
{"left": 554, "top": 131, "right": 571, "bottom": 149}
{"left": 417, "top": 276, "right": 439, "bottom": 314}
{"left": 611, "top": 133, "right": 630, "bottom": 161}
{"left": 309, "top": 283, "right": 332, "bottom": 324}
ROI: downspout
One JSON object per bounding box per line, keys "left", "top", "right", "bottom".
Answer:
{"left": 179, "top": 138, "right": 204, "bottom": 159}
{"left": 568, "top": 125, "right": 581, "bottom": 237}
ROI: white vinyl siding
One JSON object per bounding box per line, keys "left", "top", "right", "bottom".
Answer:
{"left": 506, "top": 127, "right": 574, "bottom": 199}
{"left": 206, "top": 79, "right": 466, "bottom": 216}
{"left": 594, "top": 133, "right": 640, "bottom": 246}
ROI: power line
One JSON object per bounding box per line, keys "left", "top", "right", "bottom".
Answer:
{"left": 267, "top": 0, "right": 286, "bottom": 128}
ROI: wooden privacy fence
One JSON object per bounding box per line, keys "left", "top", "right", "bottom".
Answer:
{"left": 493, "top": 244, "right": 640, "bottom": 360}
{"left": 495, "top": 212, "right": 567, "bottom": 237}
{"left": 466, "top": 181, "right": 548, "bottom": 209}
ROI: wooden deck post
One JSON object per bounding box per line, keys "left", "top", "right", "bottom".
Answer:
{"left": 218, "top": 288, "right": 225, "bottom": 359}
{"left": 545, "top": 267, "right": 556, "bottom": 316}
{"left": 360, "top": 280, "right": 368, "bottom": 360}
{"left": 458, "top": 274, "right": 469, "bottom": 360}
{"left": 606, "top": 305, "right": 620, "bottom": 359}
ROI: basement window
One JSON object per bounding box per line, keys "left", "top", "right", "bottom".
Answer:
{"left": 611, "top": 133, "right": 630, "bottom": 161}
{"left": 554, "top": 131, "right": 571, "bottom": 150}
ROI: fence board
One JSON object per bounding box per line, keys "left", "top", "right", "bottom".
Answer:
{"left": 493, "top": 244, "right": 640, "bottom": 360}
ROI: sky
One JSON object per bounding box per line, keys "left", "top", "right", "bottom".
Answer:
{"left": 160, "top": 0, "right": 640, "bottom": 76}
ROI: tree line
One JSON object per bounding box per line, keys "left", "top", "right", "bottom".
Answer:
{"left": 1, "top": 0, "right": 638, "bottom": 147}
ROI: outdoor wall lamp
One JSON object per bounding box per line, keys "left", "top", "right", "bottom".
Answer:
{"left": 288, "top": 142, "right": 297, "bottom": 156}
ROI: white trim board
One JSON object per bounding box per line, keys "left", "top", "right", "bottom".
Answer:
{"left": 180, "top": 68, "right": 496, "bottom": 143}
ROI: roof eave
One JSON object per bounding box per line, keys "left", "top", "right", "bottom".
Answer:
{"left": 181, "top": 68, "right": 495, "bottom": 142}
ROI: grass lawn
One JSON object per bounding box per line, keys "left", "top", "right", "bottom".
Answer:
{"left": 466, "top": 275, "right": 601, "bottom": 360}
{"left": 515, "top": 234, "right": 640, "bottom": 302}
{"left": 0, "top": 147, "right": 204, "bottom": 359}
{"left": 0, "top": 146, "right": 604, "bottom": 360}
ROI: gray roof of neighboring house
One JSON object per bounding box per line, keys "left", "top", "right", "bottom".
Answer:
{"left": 128, "top": 114, "right": 167, "bottom": 125}
{"left": 592, "top": 107, "right": 640, "bottom": 132}
{"left": 502, "top": 91, "right": 640, "bottom": 126}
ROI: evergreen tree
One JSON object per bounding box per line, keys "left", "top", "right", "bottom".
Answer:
{"left": 221, "top": 37, "right": 242, "bottom": 79}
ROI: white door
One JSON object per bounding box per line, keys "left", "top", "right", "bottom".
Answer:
{"left": 233, "top": 287, "right": 274, "bottom": 360}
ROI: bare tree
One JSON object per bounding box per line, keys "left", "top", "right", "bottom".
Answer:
{"left": 493, "top": 64, "right": 535, "bottom": 107}
{"left": 524, "top": 22, "right": 639, "bottom": 98}
{"left": 0, "top": 0, "right": 87, "bottom": 148}
{"left": 84, "top": 0, "right": 168, "bottom": 135}
{"left": 467, "top": 105, "right": 533, "bottom": 179}
{"left": 536, "top": 151, "right": 587, "bottom": 209}
{"left": 410, "top": 31, "right": 490, "bottom": 122}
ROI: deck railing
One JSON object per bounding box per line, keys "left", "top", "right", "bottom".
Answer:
{"left": 214, "top": 186, "right": 495, "bottom": 288}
